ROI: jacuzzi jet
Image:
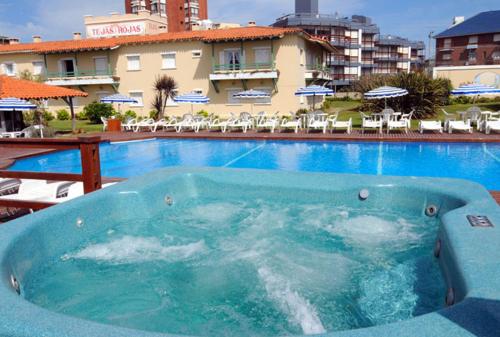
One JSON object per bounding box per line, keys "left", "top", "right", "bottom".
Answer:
{"left": 434, "top": 239, "right": 442, "bottom": 258}
{"left": 76, "top": 218, "right": 84, "bottom": 228}
{"left": 425, "top": 205, "right": 438, "bottom": 217}
{"left": 9, "top": 274, "right": 20, "bottom": 295}
{"left": 165, "top": 196, "right": 173, "bottom": 206}
{"left": 445, "top": 288, "right": 455, "bottom": 307}
{"left": 359, "top": 189, "right": 370, "bottom": 201}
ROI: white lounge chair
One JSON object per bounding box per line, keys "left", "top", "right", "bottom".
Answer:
{"left": 172, "top": 114, "right": 196, "bottom": 133}
{"left": 448, "top": 119, "right": 473, "bottom": 134}
{"left": 441, "top": 109, "right": 457, "bottom": 132}
{"left": 280, "top": 112, "right": 302, "bottom": 133}
{"left": 361, "top": 112, "right": 383, "bottom": 134}
{"left": 485, "top": 120, "right": 500, "bottom": 134}
{"left": 419, "top": 121, "right": 443, "bottom": 133}
{"left": 134, "top": 118, "right": 156, "bottom": 132}
{"left": 229, "top": 112, "right": 254, "bottom": 133}
{"left": 328, "top": 113, "right": 352, "bottom": 134}
{"left": 122, "top": 118, "right": 140, "bottom": 132}
{"left": 387, "top": 111, "right": 413, "bottom": 134}
{"left": 256, "top": 112, "right": 280, "bottom": 133}
{"left": 306, "top": 112, "right": 328, "bottom": 134}
{"left": 0, "top": 180, "right": 75, "bottom": 203}
{"left": 101, "top": 117, "right": 108, "bottom": 132}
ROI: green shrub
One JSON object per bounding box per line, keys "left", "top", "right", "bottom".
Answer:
{"left": 83, "top": 101, "right": 115, "bottom": 124}
{"left": 296, "top": 108, "right": 309, "bottom": 115}
{"left": 124, "top": 110, "right": 137, "bottom": 119}
{"left": 352, "top": 73, "right": 452, "bottom": 119}
{"left": 56, "top": 109, "right": 70, "bottom": 120}
{"left": 149, "top": 110, "right": 159, "bottom": 120}
{"left": 42, "top": 110, "right": 54, "bottom": 122}
{"left": 196, "top": 109, "right": 209, "bottom": 118}
{"left": 75, "top": 112, "right": 87, "bottom": 120}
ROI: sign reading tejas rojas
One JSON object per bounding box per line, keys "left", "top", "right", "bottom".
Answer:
{"left": 87, "top": 22, "right": 147, "bottom": 38}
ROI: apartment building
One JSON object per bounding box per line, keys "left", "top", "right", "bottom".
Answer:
{"left": 273, "top": 0, "right": 425, "bottom": 87}
{"left": 125, "top": 0, "right": 208, "bottom": 32}
{"left": 374, "top": 36, "right": 425, "bottom": 74}
{"left": 434, "top": 11, "right": 500, "bottom": 88}
{"left": 0, "top": 27, "right": 333, "bottom": 116}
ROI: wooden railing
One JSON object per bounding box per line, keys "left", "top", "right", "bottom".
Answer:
{"left": 0, "top": 136, "right": 102, "bottom": 210}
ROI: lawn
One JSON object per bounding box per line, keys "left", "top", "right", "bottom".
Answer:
{"left": 326, "top": 100, "right": 500, "bottom": 129}
{"left": 48, "top": 120, "right": 103, "bottom": 133}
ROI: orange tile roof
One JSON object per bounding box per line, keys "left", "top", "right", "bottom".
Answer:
{"left": 0, "top": 27, "right": 312, "bottom": 54}
{"left": 0, "top": 76, "right": 88, "bottom": 99}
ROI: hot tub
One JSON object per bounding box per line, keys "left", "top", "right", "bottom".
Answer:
{"left": 0, "top": 168, "right": 499, "bottom": 337}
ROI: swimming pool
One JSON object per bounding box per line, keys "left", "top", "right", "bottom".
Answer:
{"left": 1, "top": 168, "right": 499, "bottom": 337}
{"left": 8, "top": 139, "right": 500, "bottom": 190}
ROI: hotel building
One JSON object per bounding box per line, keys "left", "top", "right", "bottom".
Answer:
{"left": 273, "top": 0, "right": 425, "bottom": 87}
{"left": 433, "top": 11, "right": 500, "bottom": 88}
{"left": 0, "top": 27, "right": 333, "bottom": 117}
{"left": 124, "top": 0, "right": 208, "bottom": 32}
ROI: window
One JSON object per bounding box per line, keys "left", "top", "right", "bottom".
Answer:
{"left": 227, "top": 88, "right": 243, "bottom": 104}
{"left": 494, "top": 34, "right": 500, "bottom": 42}
{"left": 94, "top": 57, "right": 108, "bottom": 75}
{"left": 129, "top": 91, "right": 144, "bottom": 107}
{"left": 2, "top": 62, "right": 16, "bottom": 76}
{"left": 254, "top": 48, "right": 271, "bottom": 65}
{"left": 59, "top": 59, "right": 76, "bottom": 76}
{"left": 443, "top": 39, "right": 452, "bottom": 49}
{"left": 299, "top": 49, "right": 305, "bottom": 66}
{"left": 493, "top": 51, "right": 500, "bottom": 60}
{"left": 127, "top": 55, "right": 141, "bottom": 71}
{"left": 468, "top": 36, "right": 478, "bottom": 44}
{"left": 221, "top": 50, "right": 241, "bottom": 70}
{"left": 162, "top": 52, "right": 176, "bottom": 69}
{"left": 192, "top": 50, "right": 202, "bottom": 58}
{"left": 166, "top": 89, "right": 179, "bottom": 106}
{"left": 32, "top": 61, "right": 44, "bottom": 75}
{"left": 442, "top": 53, "right": 452, "bottom": 61}
{"left": 468, "top": 49, "right": 477, "bottom": 61}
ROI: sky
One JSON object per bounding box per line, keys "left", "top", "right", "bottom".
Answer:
{"left": 0, "top": 0, "right": 498, "bottom": 51}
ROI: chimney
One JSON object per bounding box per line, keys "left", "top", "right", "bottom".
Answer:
{"left": 9, "top": 38, "right": 20, "bottom": 45}
{"left": 32, "top": 35, "right": 42, "bottom": 43}
{"left": 73, "top": 32, "right": 82, "bottom": 40}
{"left": 248, "top": 21, "right": 256, "bottom": 27}
{"left": 452, "top": 16, "right": 465, "bottom": 26}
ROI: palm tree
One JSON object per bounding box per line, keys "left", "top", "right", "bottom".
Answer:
{"left": 152, "top": 75, "right": 178, "bottom": 120}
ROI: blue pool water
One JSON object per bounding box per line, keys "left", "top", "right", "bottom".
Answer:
{"left": 9, "top": 139, "right": 500, "bottom": 190}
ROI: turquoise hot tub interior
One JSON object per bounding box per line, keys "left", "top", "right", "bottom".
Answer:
{"left": 0, "top": 168, "right": 499, "bottom": 337}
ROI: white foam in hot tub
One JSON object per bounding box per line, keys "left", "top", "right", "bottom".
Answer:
{"left": 65, "top": 236, "right": 207, "bottom": 264}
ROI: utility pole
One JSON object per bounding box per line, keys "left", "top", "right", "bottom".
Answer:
{"left": 428, "top": 31, "right": 434, "bottom": 60}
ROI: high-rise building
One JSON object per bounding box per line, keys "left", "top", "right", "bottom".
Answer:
{"left": 295, "top": 0, "right": 318, "bottom": 15}
{"left": 124, "top": 0, "right": 208, "bottom": 32}
{"left": 273, "top": 0, "right": 425, "bottom": 87}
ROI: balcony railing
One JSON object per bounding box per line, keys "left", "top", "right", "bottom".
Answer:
{"left": 212, "top": 62, "right": 276, "bottom": 72}
{"left": 306, "top": 64, "right": 329, "bottom": 72}
{"left": 45, "top": 69, "right": 114, "bottom": 80}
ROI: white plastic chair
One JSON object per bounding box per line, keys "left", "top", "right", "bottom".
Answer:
{"left": 328, "top": 113, "right": 352, "bottom": 134}
{"left": 256, "top": 112, "right": 280, "bottom": 133}
{"left": 419, "top": 121, "right": 443, "bottom": 134}
{"left": 361, "top": 112, "right": 383, "bottom": 134}
{"left": 387, "top": 110, "right": 413, "bottom": 134}
{"left": 448, "top": 119, "right": 473, "bottom": 134}
{"left": 280, "top": 112, "right": 302, "bottom": 133}
{"left": 101, "top": 117, "right": 108, "bottom": 132}
{"left": 485, "top": 120, "right": 500, "bottom": 134}
{"left": 229, "top": 112, "right": 254, "bottom": 133}
{"left": 306, "top": 112, "right": 329, "bottom": 134}
{"left": 134, "top": 118, "right": 156, "bottom": 132}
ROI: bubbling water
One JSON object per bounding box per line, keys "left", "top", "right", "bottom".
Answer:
{"left": 22, "top": 198, "right": 444, "bottom": 337}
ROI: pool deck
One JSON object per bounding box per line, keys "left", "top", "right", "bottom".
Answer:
{"left": 1, "top": 131, "right": 499, "bottom": 205}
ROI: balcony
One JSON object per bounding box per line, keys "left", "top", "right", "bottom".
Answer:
{"left": 44, "top": 69, "right": 118, "bottom": 87}
{"left": 305, "top": 65, "right": 332, "bottom": 81}
{"left": 331, "top": 74, "right": 358, "bottom": 86}
{"left": 209, "top": 62, "right": 278, "bottom": 81}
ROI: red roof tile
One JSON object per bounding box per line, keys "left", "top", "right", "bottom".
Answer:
{"left": 0, "top": 27, "right": 308, "bottom": 54}
{"left": 0, "top": 76, "right": 88, "bottom": 99}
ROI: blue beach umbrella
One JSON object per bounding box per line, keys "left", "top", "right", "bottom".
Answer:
{"left": 295, "top": 85, "right": 334, "bottom": 110}
{"left": 451, "top": 84, "right": 500, "bottom": 96}
{"left": 100, "top": 94, "right": 138, "bottom": 113}
{"left": 233, "top": 90, "right": 271, "bottom": 113}
{"left": 174, "top": 93, "right": 210, "bottom": 113}
{"left": 364, "top": 86, "right": 408, "bottom": 108}
{"left": 0, "top": 97, "right": 37, "bottom": 111}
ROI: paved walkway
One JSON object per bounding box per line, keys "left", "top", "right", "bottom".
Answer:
{"left": 0, "top": 147, "right": 56, "bottom": 169}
